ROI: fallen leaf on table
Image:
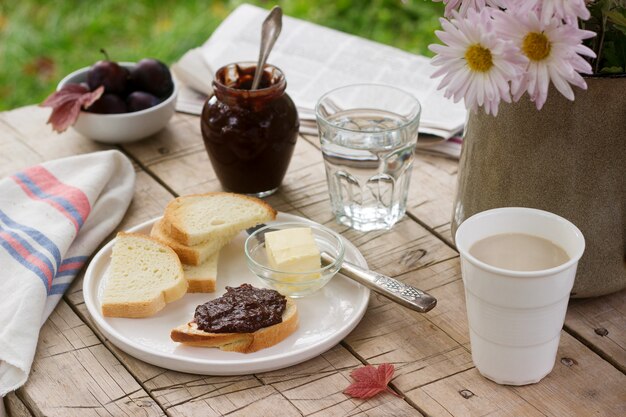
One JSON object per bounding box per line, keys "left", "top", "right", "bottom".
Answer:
{"left": 40, "top": 84, "right": 104, "bottom": 133}
{"left": 344, "top": 363, "right": 400, "bottom": 399}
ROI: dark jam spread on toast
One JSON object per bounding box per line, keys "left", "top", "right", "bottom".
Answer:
{"left": 194, "top": 284, "right": 287, "bottom": 333}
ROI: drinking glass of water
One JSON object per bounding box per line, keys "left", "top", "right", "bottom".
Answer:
{"left": 315, "top": 84, "right": 421, "bottom": 231}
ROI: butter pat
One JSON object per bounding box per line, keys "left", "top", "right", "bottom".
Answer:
{"left": 265, "top": 227, "right": 321, "bottom": 281}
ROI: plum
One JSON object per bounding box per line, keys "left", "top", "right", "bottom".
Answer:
{"left": 87, "top": 57, "right": 129, "bottom": 95}
{"left": 127, "top": 91, "right": 160, "bottom": 112}
{"left": 130, "top": 58, "right": 173, "bottom": 98}
{"left": 87, "top": 94, "right": 127, "bottom": 114}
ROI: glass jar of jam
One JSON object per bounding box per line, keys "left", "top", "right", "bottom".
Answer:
{"left": 201, "top": 62, "right": 299, "bottom": 197}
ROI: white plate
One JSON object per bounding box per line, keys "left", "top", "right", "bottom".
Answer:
{"left": 83, "top": 212, "right": 370, "bottom": 375}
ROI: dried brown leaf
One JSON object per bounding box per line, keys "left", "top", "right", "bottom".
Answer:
{"left": 40, "top": 84, "right": 104, "bottom": 133}
{"left": 343, "top": 363, "right": 400, "bottom": 399}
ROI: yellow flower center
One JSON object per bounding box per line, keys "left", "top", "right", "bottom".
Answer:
{"left": 522, "top": 32, "right": 551, "bottom": 61}
{"left": 465, "top": 44, "right": 494, "bottom": 72}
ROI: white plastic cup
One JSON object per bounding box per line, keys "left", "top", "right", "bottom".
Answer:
{"left": 455, "top": 207, "right": 585, "bottom": 385}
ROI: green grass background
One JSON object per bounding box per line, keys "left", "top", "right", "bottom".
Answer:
{"left": 0, "top": 0, "right": 443, "bottom": 111}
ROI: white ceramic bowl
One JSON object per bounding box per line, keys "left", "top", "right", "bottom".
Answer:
{"left": 57, "top": 62, "right": 178, "bottom": 143}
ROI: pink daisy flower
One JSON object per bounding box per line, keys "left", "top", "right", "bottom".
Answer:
{"left": 494, "top": 9, "right": 596, "bottom": 109}
{"left": 525, "top": 0, "right": 590, "bottom": 24}
{"left": 429, "top": 9, "right": 526, "bottom": 115}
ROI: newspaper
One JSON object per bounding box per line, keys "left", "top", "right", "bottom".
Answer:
{"left": 173, "top": 4, "right": 466, "bottom": 158}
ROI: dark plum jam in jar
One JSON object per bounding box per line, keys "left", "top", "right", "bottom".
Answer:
{"left": 201, "top": 62, "right": 299, "bottom": 197}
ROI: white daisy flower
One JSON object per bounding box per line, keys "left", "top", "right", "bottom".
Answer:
{"left": 429, "top": 8, "right": 526, "bottom": 115}
{"left": 494, "top": 9, "right": 596, "bottom": 109}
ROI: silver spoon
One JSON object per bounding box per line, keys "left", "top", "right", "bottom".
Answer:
{"left": 321, "top": 252, "right": 437, "bottom": 313}
{"left": 251, "top": 6, "right": 283, "bottom": 90}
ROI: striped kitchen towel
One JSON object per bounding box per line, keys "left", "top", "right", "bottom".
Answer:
{"left": 0, "top": 150, "right": 135, "bottom": 396}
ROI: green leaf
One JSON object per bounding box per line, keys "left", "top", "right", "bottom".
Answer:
{"left": 609, "top": 9, "right": 626, "bottom": 23}
{"left": 599, "top": 66, "right": 625, "bottom": 73}
{"left": 607, "top": 10, "right": 626, "bottom": 25}
{"left": 612, "top": 24, "right": 626, "bottom": 35}
{"left": 607, "top": 10, "right": 626, "bottom": 34}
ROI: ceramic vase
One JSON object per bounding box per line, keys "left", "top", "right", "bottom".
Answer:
{"left": 451, "top": 76, "right": 626, "bottom": 298}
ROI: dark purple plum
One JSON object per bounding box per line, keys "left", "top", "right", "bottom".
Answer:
{"left": 126, "top": 91, "right": 160, "bottom": 112}
{"left": 87, "top": 60, "right": 129, "bottom": 95}
{"left": 86, "top": 94, "right": 127, "bottom": 114}
{"left": 130, "top": 58, "right": 173, "bottom": 98}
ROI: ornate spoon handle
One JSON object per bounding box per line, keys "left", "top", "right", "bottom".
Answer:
{"left": 251, "top": 6, "right": 282, "bottom": 90}
{"left": 321, "top": 252, "right": 437, "bottom": 313}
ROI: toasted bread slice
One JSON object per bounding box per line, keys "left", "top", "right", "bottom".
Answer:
{"left": 163, "top": 192, "right": 277, "bottom": 246}
{"left": 183, "top": 252, "right": 219, "bottom": 293}
{"left": 150, "top": 218, "right": 235, "bottom": 265}
{"left": 102, "top": 233, "right": 187, "bottom": 318}
{"left": 170, "top": 298, "right": 298, "bottom": 353}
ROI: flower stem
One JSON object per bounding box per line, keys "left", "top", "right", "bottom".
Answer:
{"left": 594, "top": 0, "right": 613, "bottom": 74}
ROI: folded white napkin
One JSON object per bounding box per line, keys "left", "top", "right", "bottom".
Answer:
{"left": 0, "top": 150, "right": 135, "bottom": 396}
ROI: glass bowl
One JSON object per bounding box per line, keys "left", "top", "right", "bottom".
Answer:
{"left": 244, "top": 222, "right": 345, "bottom": 297}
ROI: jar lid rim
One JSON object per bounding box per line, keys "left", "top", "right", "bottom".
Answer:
{"left": 213, "top": 62, "right": 286, "bottom": 95}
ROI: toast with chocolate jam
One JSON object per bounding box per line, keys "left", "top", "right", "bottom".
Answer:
{"left": 170, "top": 284, "right": 298, "bottom": 353}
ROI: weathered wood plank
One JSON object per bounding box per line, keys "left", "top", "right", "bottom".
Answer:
{"left": 257, "top": 345, "right": 420, "bottom": 417}
{"left": 4, "top": 392, "right": 34, "bottom": 417}
{"left": 511, "top": 332, "right": 626, "bottom": 417}
{"left": 405, "top": 153, "right": 458, "bottom": 242}
{"left": 565, "top": 289, "right": 626, "bottom": 373}
{"left": 0, "top": 106, "right": 110, "bottom": 169}
{"left": 17, "top": 301, "right": 165, "bottom": 417}
{"left": 155, "top": 345, "right": 419, "bottom": 417}
{"left": 409, "top": 332, "right": 626, "bottom": 417}
{"left": 409, "top": 369, "right": 547, "bottom": 417}
{"left": 121, "top": 112, "right": 206, "bottom": 168}
{"left": 345, "top": 259, "right": 474, "bottom": 393}
{"left": 0, "top": 122, "right": 46, "bottom": 178}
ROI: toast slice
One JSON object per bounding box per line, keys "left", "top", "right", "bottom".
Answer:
{"left": 163, "top": 192, "right": 277, "bottom": 246}
{"left": 102, "top": 233, "right": 187, "bottom": 318}
{"left": 150, "top": 218, "right": 235, "bottom": 265}
{"left": 183, "top": 252, "right": 219, "bottom": 293}
{"left": 171, "top": 298, "right": 298, "bottom": 353}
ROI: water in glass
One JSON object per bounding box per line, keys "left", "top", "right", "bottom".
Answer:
{"left": 320, "top": 109, "right": 417, "bottom": 231}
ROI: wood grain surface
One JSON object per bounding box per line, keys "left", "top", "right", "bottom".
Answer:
{"left": 1, "top": 106, "right": 624, "bottom": 417}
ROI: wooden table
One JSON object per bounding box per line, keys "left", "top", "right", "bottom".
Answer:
{"left": 2, "top": 106, "right": 625, "bottom": 417}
